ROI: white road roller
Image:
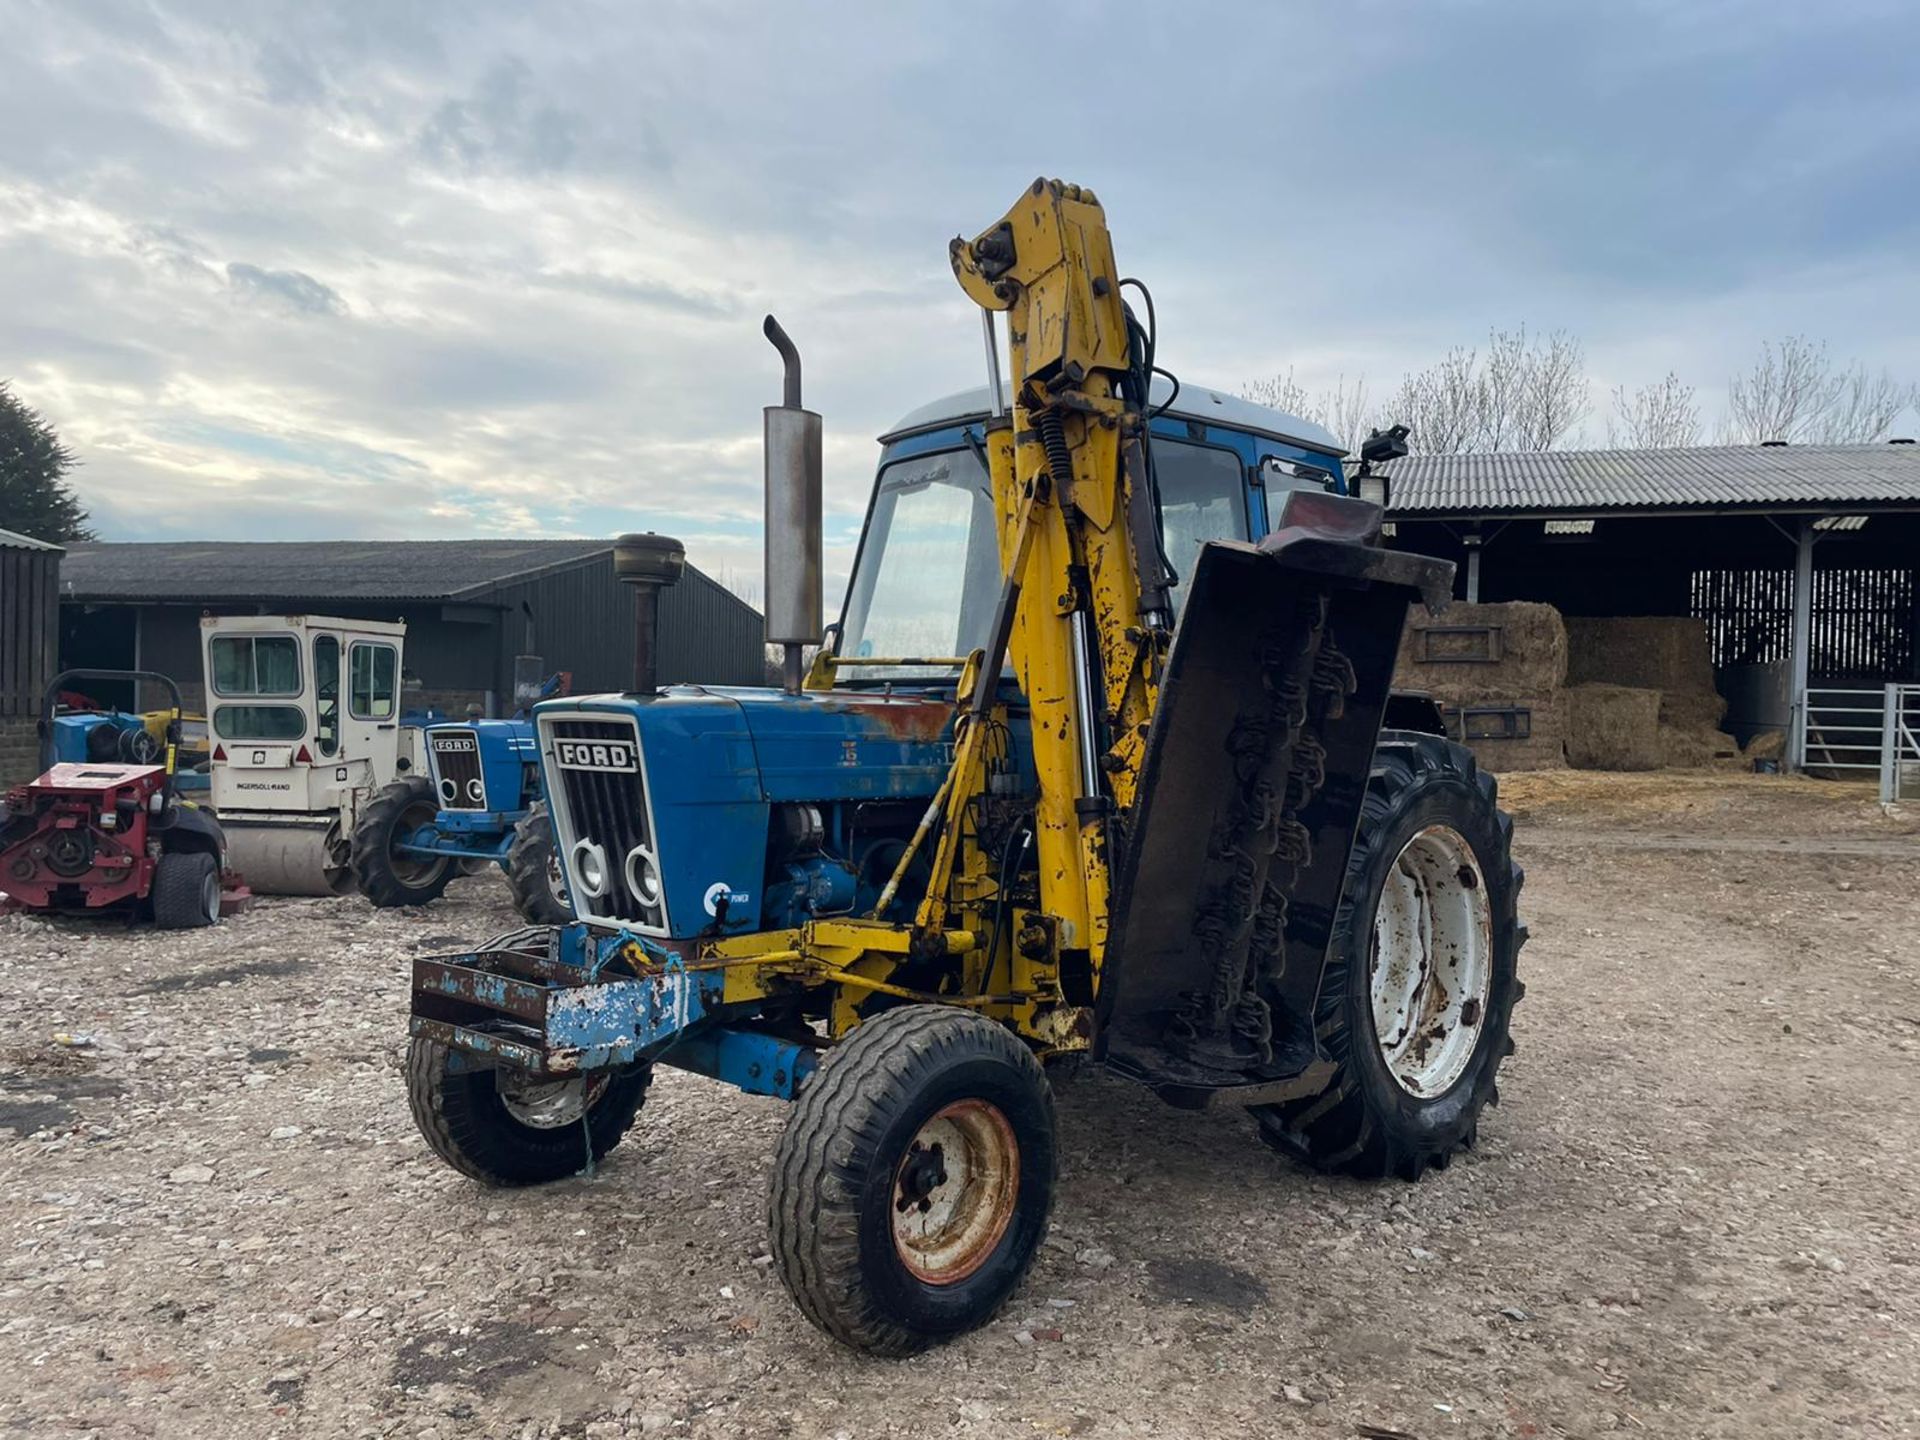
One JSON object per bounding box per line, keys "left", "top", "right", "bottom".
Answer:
{"left": 202, "top": 614, "right": 425, "bottom": 895}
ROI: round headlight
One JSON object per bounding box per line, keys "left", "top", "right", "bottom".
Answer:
{"left": 571, "top": 840, "right": 610, "bottom": 898}
{"left": 438, "top": 778, "right": 458, "bottom": 803}
{"left": 466, "top": 778, "right": 486, "bottom": 803}
{"left": 624, "top": 845, "right": 662, "bottom": 908}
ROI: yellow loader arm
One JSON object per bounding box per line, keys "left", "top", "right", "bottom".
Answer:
{"left": 942, "top": 178, "right": 1454, "bottom": 1102}
{"left": 935, "top": 179, "right": 1172, "bottom": 980}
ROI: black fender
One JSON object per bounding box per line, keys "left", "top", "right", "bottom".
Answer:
{"left": 154, "top": 803, "right": 228, "bottom": 861}
{"left": 1382, "top": 690, "right": 1448, "bottom": 738}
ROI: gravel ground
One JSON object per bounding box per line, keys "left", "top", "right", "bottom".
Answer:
{"left": 2, "top": 773, "right": 1916, "bottom": 1439}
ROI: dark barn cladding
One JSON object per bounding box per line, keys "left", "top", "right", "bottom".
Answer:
{"left": 51, "top": 539, "right": 765, "bottom": 716}
{"left": 0, "top": 528, "right": 65, "bottom": 785}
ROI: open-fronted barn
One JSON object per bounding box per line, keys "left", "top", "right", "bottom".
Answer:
{"left": 1384, "top": 440, "right": 1920, "bottom": 774}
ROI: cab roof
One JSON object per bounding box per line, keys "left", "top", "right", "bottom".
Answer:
{"left": 880, "top": 377, "right": 1343, "bottom": 456}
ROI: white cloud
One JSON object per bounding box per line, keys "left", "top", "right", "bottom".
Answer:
{"left": 3, "top": 0, "right": 1917, "bottom": 610}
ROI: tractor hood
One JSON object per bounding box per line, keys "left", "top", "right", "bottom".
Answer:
{"left": 532, "top": 684, "right": 957, "bottom": 941}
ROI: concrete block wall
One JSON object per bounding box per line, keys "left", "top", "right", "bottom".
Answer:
{"left": 0, "top": 716, "right": 43, "bottom": 789}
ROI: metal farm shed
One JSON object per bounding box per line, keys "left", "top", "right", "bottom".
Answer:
{"left": 1383, "top": 440, "right": 1920, "bottom": 771}
{"left": 0, "top": 527, "right": 63, "bottom": 785}
{"left": 56, "top": 538, "right": 764, "bottom": 716}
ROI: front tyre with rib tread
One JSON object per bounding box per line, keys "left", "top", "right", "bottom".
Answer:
{"left": 768, "top": 1005, "right": 1056, "bottom": 1356}
{"left": 406, "top": 1038, "right": 650, "bottom": 1186}
{"left": 151, "top": 849, "right": 220, "bottom": 929}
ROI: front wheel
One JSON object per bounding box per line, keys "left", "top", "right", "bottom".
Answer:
{"left": 1253, "top": 731, "right": 1525, "bottom": 1180}
{"left": 768, "top": 1005, "right": 1056, "bottom": 1356}
{"left": 351, "top": 777, "right": 454, "bottom": 908}
{"left": 505, "top": 803, "right": 570, "bottom": 924}
{"left": 151, "top": 850, "right": 220, "bottom": 929}
{"left": 406, "top": 1038, "right": 651, "bottom": 1185}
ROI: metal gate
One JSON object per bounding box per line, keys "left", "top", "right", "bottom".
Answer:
{"left": 1883, "top": 684, "right": 1920, "bottom": 804}
{"left": 1798, "top": 688, "right": 1885, "bottom": 777}
{"left": 1796, "top": 685, "right": 1920, "bottom": 802}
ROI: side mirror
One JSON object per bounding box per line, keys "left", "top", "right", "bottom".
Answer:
{"left": 1359, "top": 424, "right": 1410, "bottom": 467}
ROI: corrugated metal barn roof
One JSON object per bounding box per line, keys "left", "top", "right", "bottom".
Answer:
{"left": 63, "top": 538, "right": 627, "bottom": 602}
{"left": 1385, "top": 442, "right": 1920, "bottom": 516}
{"left": 0, "top": 526, "right": 64, "bottom": 551}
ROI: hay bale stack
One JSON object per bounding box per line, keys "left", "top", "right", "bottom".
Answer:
{"left": 1394, "top": 601, "right": 1568, "bottom": 771}
{"left": 1565, "top": 683, "right": 1664, "bottom": 771}
{"left": 1565, "top": 617, "right": 1740, "bottom": 767}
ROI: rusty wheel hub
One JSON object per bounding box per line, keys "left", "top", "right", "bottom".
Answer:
{"left": 891, "top": 1099, "right": 1019, "bottom": 1285}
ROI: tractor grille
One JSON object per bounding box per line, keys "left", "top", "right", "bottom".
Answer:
{"left": 428, "top": 729, "right": 486, "bottom": 811}
{"left": 542, "top": 714, "right": 664, "bottom": 930}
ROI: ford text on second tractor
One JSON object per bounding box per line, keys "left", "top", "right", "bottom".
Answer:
{"left": 405, "top": 180, "right": 1525, "bottom": 1354}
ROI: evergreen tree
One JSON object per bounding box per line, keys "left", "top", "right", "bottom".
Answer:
{"left": 0, "top": 381, "right": 94, "bottom": 543}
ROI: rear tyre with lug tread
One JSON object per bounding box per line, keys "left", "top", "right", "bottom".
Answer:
{"left": 505, "top": 803, "right": 570, "bottom": 925}
{"left": 352, "top": 777, "right": 455, "bottom": 908}
{"left": 768, "top": 1004, "right": 1056, "bottom": 1356}
{"left": 1252, "top": 729, "right": 1524, "bottom": 1180}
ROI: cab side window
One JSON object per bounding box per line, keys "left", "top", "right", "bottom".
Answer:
{"left": 314, "top": 635, "right": 341, "bottom": 755}
{"left": 1153, "top": 439, "right": 1250, "bottom": 616}
{"left": 350, "top": 642, "right": 398, "bottom": 720}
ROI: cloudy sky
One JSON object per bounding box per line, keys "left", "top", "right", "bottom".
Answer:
{"left": 5, "top": 1, "right": 1918, "bottom": 601}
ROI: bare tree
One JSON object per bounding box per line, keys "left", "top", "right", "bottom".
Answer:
{"left": 1318, "top": 374, "right": 1373, "bottom": 456}
{"left": 1386, "top": 327, "right": 1589, "bottom": 454}
{"left": 1388, "top": 346, "right": 1482, "bottom": 454}
{"left": 1722, "top": 336, "right": 1841, "bottom": 443}
{"left": 1721, "top": 337, "right": 1916, "bottom": 444}
{"left": 1242, "top": 368, "right": 1314, "bottom": 419}
{"left": 1607, "top": 372, "right": 1700, "bottom": 448}
{"left": 1520, "top": 330, "right": 1591, "bottom": 450}
{"left": 1242, "top": 370, "right": 1375, "bottom": 455}
{"left": 1823, "top": 366, "right": 1909, "bottom": 443}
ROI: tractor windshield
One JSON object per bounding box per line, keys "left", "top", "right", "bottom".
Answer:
{"left": 839, "top": 446, "right": 1001, "bottom": 680}
{"left": 839, "top": 436, "right": 1250, "bottom": 682}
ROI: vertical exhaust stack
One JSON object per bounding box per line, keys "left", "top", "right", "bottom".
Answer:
{"left": 614, "top": 532, "right": 687, "bottom": 694}
{"left": 762, "top": 315, "right": 823, "bottom": 694}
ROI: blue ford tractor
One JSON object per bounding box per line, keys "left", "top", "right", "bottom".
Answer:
{"left": 405, "top": 181, "right": 1522, "bottom": 1356}
{"left": 352, "top": 676, "right": 572, "bottom": 922}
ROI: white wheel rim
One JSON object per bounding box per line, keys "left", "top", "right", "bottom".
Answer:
{"left": 1368, "top": 825, "right": 1492, "bottom": 1098}
{"left": 891, "top": 1100, "right": 1019, "bottom": 1285}
{"left": 497, "top": 1072, "right": 609, "bottom": 1129}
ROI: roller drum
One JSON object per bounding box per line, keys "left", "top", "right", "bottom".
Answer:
{"left": 221, "top": 819, "right": 352, "bottom": 897}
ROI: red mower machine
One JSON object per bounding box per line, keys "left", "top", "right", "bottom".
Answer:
{"left": 0, "top": 670, "right": 247, "bottom": 929}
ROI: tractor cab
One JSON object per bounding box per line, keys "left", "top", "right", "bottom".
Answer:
{"left": 202, "top": 614, "right": 423, "bottom": 895}
{"left": 839, "top": 378, "right": 1349, "bottom": 679}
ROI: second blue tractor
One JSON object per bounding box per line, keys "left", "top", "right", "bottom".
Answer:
{"left": 351, "top": 683, "right": 569, "bottom": 922}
